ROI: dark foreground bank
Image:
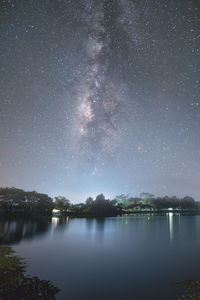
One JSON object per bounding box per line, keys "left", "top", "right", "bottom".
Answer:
{"left": 0, "top": 245, "right": 59, "bottom": 299}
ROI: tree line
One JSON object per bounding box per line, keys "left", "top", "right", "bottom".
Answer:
{"left": 54, "top": 194, "right": 120, "bottom": 216}
{"left": 54, "top": 192, "right": 200, "bottom": 215}
{"left": 0, "top": 188, "right": 199, "bottom": 216}
{"left": 113, "top": 193, "right": 199, "bottom": 210}
{"left": 0, "top": 187, "right": 53, "bottom": 215}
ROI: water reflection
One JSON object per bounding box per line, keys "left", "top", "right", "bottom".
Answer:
{"left": 85, "top": 218, "right": 94, "bottom": 231}
{"left": 0, "top": 216, "right": 73, "bottom": 244}
{"left": 165, "top": 212, "right": 199, "bottom": 244}
{"left": 52, "top": 217, "right": 59, "bottom": 229}
{"left": 0, "top": 217, "right": 52, "bottom": 244}
{"left": 168, "top": 212, "right": 174, "bottom": 242}
{"left": 95, "top": 218, "right": 105, "bottom": 232}
{"left": 1, "top": 214, "right": 199, "bottom": 246}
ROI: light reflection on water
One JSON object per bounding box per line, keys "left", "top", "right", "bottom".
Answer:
{"left": 168, "top": 212, "right": 174, "bottom": 242}
{"left": 52, "top": 217, "right": 59, "bottom": 229}
{"left": 0, "top": 214, "right": 200, "bottom": 300}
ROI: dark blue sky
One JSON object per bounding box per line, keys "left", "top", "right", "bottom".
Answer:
{"left": 0, "top": 0, "right": 200, "bottom": 202}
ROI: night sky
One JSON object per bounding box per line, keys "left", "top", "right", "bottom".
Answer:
{"left": 0, "top": 0, "right": 200, "bottom": 202}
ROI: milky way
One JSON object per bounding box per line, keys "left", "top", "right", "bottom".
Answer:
{"left": 0, "top": 0, "right": 200, "bottom": 201}
{"left": 73, "top": 1, "right": 129, "bottom": 160}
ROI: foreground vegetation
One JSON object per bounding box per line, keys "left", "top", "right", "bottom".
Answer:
{"left": 177, "top": 280, "right": 200, "bottom": 300}
{"left": 0, "top": 245, "right": 59, "bottom": 299}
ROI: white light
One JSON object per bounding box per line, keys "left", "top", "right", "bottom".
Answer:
{"left": 52, "top": 217, "right": 59, "bottom": 229}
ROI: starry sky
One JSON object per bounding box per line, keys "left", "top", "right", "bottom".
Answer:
{"left": 0, "top": 0, "right": 200, "bottom": 202}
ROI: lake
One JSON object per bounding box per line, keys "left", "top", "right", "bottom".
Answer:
{"left": 1, "top": 214, "right": 200, "bottom": 300}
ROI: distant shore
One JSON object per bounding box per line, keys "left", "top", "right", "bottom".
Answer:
{"left": 53, "top": 208, "right": 200, "bottom": 218}
{"left": 1, "top": 188, "right": 199, "bottom": 218}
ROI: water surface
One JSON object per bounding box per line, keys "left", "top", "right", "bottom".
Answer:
{"left": 1, "top": 214, "right": 200, "bottom": 300}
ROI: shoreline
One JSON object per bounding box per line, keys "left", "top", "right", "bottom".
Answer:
{"left": 1, "top": 209, "right": 200, "bottom": 219}
{"left": 53, "top": 209, "right": 200, "bottom": 218}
